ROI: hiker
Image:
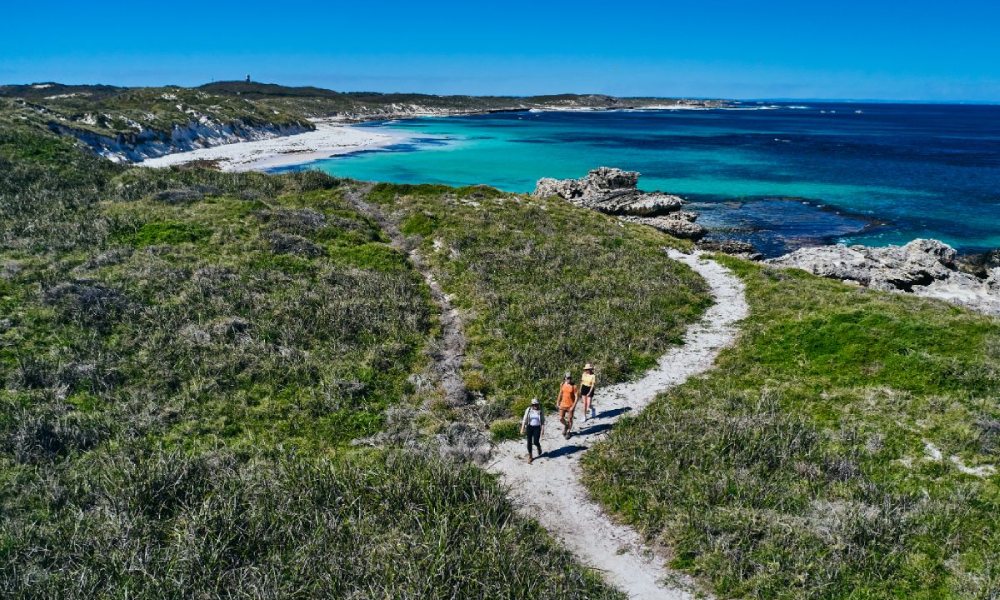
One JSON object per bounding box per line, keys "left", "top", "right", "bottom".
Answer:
{"left": 580, "top": 362, "right": 598, "bottom": 421}
{"left": 520, "top": 398, "right": 545, "bottom": 463}
{"left": 556, "top": 372, "right": 578, "bottom": 438}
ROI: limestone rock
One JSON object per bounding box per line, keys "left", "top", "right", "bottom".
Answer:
{"left": 988, "top": 268, "right": 1000, "bottom": 292}
{"left": 769, "top": 238, "right": 1000, "bottom": 315}
{"left": 957, "top": 249, "right": 1000, "bottom": 278}
{"left": 534, "top": 167, "right": 638, "bottom": 203}
{"left": 534, "top": 167, "right": 702, "bottom": 239}
{"left": 601, "top": 192, "right": 684, "bottom": 217}
{"left": 768, "top": 245, "right": 871, "bottom": 283}
{"left": 622, "top": 215, "right": 707, "bottom": 241}
{"left": 697, "top": 239, "right": 764, "bottom": 261}
{"left": 534, "top": 167, "right": 683, "bottom": 217}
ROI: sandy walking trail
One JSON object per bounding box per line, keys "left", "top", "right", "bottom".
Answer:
{"left": 345, "top": 183, "right": 467, "bottom": 408}
{"left": 487, "top": 250, "right": 748, "bottom": 599}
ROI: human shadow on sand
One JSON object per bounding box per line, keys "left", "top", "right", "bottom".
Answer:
{"left": 596, "top": 406, "right": 632, "bottom": 419}
{"left": 544, "top": 444, "right": 587, "bottom": 459}
{"left": 575, "top": 422, "right": 613, "bottom": 436}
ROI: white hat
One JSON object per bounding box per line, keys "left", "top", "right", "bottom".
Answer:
{"left": 530, "top": 398, "right": 539, "bottom": 405}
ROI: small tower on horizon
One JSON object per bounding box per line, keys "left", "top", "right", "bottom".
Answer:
{"left": 246, "top": 74, "right": 251, "bottom": 83}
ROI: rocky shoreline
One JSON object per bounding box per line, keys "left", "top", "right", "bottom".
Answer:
{"left": 535, "top": 167, "right": 1000, "bottom": 317}
{"left": 768, "top": 240, "right": 1000, "bottom": 315}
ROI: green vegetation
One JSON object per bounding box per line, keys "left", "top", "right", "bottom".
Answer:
{"left": 9, "top": 81, "right": 998, "bottom": 599}
{"left": 3, "top": 446, "right": 620, "bottom": 599}
{"left": 3, "top": 162, "right": 429, "bottom": 450}
{"left": 195, "top": 81, "right": 708, "bottom": 118}
{"left": 0, "top": 121, "right": 626, "bottom": 597}
{"left": 0, "top": 86, "right": 309, "bottom": 140}
{"left": 583, "top": 258, "right": 1000, "bottom": 599}
{"left": 0, "top": 82, "right": 720, "bottom": 154}
{"left": 367, "top": 183, "right": 711, "bottom": 418}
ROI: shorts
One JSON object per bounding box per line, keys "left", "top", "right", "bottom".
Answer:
{"left": 580, "top": 385, "right": 593, "bottom": 397}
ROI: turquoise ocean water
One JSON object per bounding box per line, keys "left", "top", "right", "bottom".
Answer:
{"left": 275, "top": 103, "right": 1000, "bottom": 256}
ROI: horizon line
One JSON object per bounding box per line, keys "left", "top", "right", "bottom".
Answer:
{"left": 3, "top": 79, "right": 999, "bottom": 106}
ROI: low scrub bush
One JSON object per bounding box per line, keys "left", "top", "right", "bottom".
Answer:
{"left": 489, "top": 417, "right": 522, "bottom": 442}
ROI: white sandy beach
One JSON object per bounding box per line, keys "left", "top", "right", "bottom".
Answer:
{"left": 139, "top": 120, "right": 405, "bottom": 172}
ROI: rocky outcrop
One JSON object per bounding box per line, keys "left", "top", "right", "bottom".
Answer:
{"left": 957, "top": 249, "right": 1000, "bottom": 278}
{"left": 768, "top": 239, "right": 1000, "bottom": 315}
{"left": 535, "top": 167, "right": 639, "bottom": 204}
{"left": 51, "top": 119, "right": 313, "bottom": 163}
{"left": 697, "top": 239, "right": 764, "bottom": 261}
{"left": 533, "top": 167, "right": 706, "bottom": 240}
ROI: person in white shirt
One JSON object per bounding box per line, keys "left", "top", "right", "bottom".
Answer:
{"left": 520, "top": 398, "right": 545, "bottom": 463}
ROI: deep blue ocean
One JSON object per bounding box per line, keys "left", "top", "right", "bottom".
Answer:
{"left": 282, "top": 102, "right": 1000, "bottom": 256}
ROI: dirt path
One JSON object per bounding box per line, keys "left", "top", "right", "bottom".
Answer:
{"left": 487, "top": 250, "right": 748, "bottom": 599}
{"left": 345, "top": 183, "right": 467, "bottom": 408}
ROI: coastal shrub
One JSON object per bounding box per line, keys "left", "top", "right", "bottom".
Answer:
{"left": 489, "top": 417, "right": 522, "bottom": 442}
{"left": 129, "top": 221, "right": 213, "bottom": 246}
{"left": 368, "top": 184, "right": 711, "bottom": 418}
{"left": 584, "top": 259, "right": 1000, "bottom": 599}
{"left": 401, "top": 210, "right": 439, "bottom": 236}
{"left": 327, "top": 241, "right": 408, "bottom": 271}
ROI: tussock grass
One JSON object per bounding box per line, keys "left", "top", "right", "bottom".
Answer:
{"left": 2, "top": 446, "right": 623, "bottom": 599}
{"left": 584, "top": 259, "right": 1000, "bottom": 599}
{"left": 367, "top": 183, "right": 711, "bottom": 417}
{"left": 3, "top": 165, "right": 430, "bottom": 450}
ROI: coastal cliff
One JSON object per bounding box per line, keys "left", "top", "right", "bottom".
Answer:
{"left": 51, "top": 119, "right": 313, "bottom": 163}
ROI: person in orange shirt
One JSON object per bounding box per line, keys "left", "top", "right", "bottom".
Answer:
{"left": 556, "top": 371, "right": 578, "bottom": 439}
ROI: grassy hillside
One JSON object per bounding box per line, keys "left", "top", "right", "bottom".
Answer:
{"left": 0, "top": 122, "right": 633, "bottom": 597}
{"left": 583, "top": 258, "right": 1000, "bottom": 599}
{"left": 0, "top": 82, "right": 723, "bottom": 151}
{"left": 2, "top": 85, "right": 310, "bottom": 140}
{"left": 0, "top": 103, "right": 705, "bottom": 596}
{"left": 2, "top": 155, "right": 428, "bottom": 449}
{"left": 366, "top": 183, "right": 712, "bottom": 425}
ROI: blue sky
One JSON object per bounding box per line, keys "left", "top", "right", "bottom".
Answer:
{"left": 2, "top": 0, "right": 999, "bottom": 101}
